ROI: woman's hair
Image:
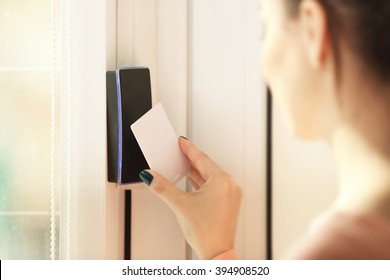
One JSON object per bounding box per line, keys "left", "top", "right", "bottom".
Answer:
{"left": 286, "top": 0, "right": 390, "bottom": 82}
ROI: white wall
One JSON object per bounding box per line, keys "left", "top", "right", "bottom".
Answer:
{"left": 190, "top": 0, "right": 266, "bottom": 260}
{"left": 60, "top": 0, "right": 106, "bottom": 259}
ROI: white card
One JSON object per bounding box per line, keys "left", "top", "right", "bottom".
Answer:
{"left": 131, "top": 103, "right": 190, "bottom": 184}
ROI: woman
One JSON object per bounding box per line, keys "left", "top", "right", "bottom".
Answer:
{"left": 139, "top": 0, "right": 390, "bottom": 259}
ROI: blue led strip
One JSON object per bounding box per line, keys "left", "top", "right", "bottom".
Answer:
{"left": 116, "top": 70, "right": 123, "bottom": 184}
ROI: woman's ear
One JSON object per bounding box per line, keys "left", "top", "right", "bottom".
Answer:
{"left": 298, "top": 0, "right": 332, "bottom": 68}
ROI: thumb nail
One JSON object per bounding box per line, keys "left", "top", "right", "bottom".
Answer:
{"left": 139, "top": 170, "right": 153, "bottom": 186}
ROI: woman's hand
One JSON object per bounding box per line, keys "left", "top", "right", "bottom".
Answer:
{"left": 139, "top": 137, "right": 242, "bottom": 260}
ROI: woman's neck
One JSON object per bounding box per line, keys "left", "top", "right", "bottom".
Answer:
{"left": 330, "top": 85, "right": 390, "bottom": 220}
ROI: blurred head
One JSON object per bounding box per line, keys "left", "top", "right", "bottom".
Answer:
{"left": 261, "top": 0, "right": 390, "bottom": 140}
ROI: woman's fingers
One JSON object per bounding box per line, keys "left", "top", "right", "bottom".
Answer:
{"left": 140, "top": 169, "right": 187, "bottom": 213}
{"left": 179, "top": 137, "right": 219, "bottom": 180}
{"left": 188, "top": 168, "right": 206, "bottom": 190}
{"left": 188, "top": 178, "right": 200, "bottom": 191}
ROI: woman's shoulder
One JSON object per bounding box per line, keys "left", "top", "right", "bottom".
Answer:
{"left": 283, "top": 211, "right": 390, "bottom": 260}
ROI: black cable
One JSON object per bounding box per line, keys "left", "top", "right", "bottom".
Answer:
{"left": 266, "top": 88, "right": 273, "bottom": 260}
{"left": 124, "top": 190, "right": 132, "bottom": 260}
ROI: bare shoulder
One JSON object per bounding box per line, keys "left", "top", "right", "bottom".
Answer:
{"left": 282, "top": 212, "right": 390, "bottom": 260}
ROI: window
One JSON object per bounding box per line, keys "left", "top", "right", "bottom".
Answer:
{"left": 0, "top": 0, "right": 61, "bottom": 259}
{"left": 0, "top": 0, "right": 107, "bottom": 260}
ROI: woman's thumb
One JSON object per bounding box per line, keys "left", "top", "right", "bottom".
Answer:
{"left": 139, "top": 170, "right": 186, "bottom": 212}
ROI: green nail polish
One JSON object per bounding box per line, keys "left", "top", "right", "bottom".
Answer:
{"left": 139, "top": 170, "right": 153, "bottom": 186}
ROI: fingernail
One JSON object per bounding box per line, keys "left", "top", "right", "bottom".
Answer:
{"left": 139, "top": 170, "right": 153, "bottom": 186}
{"left": 180, "top": 136, "right": 188, "bottom": 140}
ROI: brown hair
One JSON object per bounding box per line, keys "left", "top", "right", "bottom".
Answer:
{"left": 286, "top": 0, "right": 390, "bottom": 82}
